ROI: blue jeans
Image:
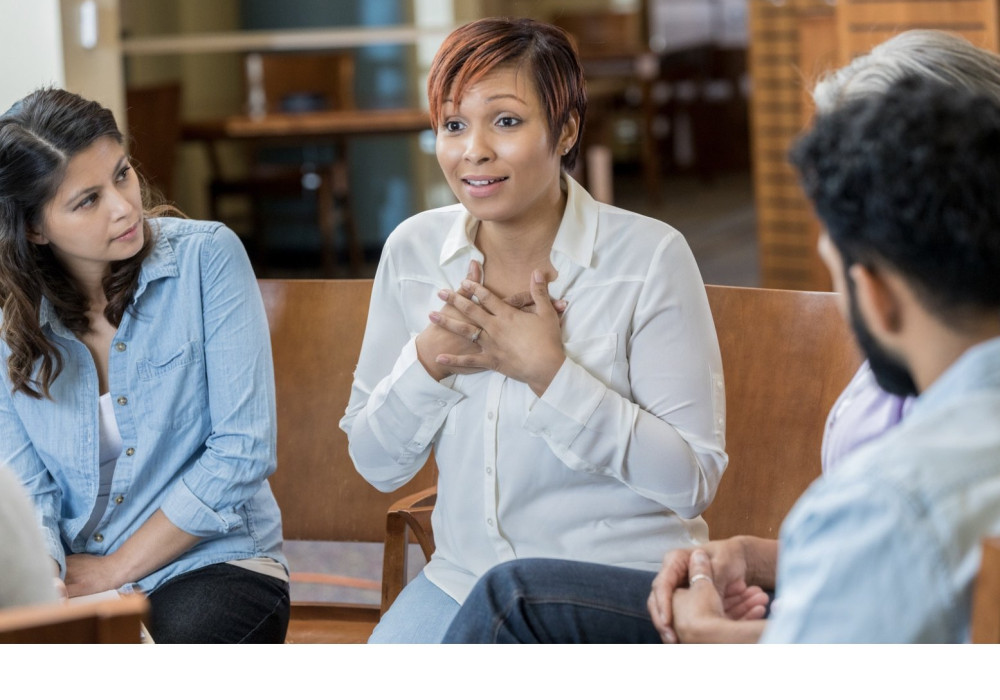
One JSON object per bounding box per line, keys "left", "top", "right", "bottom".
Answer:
{"left": 147, "top": 562, "right": 290, "bottom": 643}
{"left": 442, "top": 558, "right": 661, "bottom": 643}
{"left": 368, "top": 571, "right": 461, "bottom": 643}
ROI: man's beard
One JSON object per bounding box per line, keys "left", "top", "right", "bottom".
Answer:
{"left": 847, "top": 280, "right": 919, "bottom": 397}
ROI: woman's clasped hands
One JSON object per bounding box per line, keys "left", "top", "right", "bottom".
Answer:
{"left": 425, "top": 264, "right": 568, "bottom": 396}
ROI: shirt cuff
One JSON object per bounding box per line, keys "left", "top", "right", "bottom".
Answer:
{"left": 161, "top": 478, "right": 244, "bottom": 537}
{"left": 372, "top": 339, "right": 464, "bottom": 455}
{"left": 522, "top": 357, "right": 605, "bottom": 451}
{"left": 43, "top": 528, "right": 66, "bottom": 578}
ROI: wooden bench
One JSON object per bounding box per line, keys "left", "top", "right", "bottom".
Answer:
{"left": 703, "top": 285, "right": 860, "bottom": 539}
{"left": 260, "top": 278, "right": 860, "bottom": 642}
{"left": 0, "top": 594, "right": 148, "bottom": 644}
{"left": 973, "top": 536, "right": 1000, "bottom": 643}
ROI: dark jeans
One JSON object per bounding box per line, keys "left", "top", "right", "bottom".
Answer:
{"left": 443, "top": 558, "right": 661, "bottom": 643}
{"left": 147, "top": 562, "right": 290, "bottom": 644}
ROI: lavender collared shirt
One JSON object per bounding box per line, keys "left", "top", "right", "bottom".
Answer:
{"left": 821, "top": 360, "right": 915, "bottom": 474}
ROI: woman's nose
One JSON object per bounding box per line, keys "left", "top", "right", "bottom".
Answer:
{"left": 108, "top": 186, "right": 134, "bottom": 220}
{"left": 463, "top": 130, "right": 494, "bottom": 164}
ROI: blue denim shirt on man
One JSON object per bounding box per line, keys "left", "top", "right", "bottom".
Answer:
{"left": 763, "top": 336, "right": 1000, "bottom": 642}
{"left": 0, "top": 218, "right": 286, "bottom": 594}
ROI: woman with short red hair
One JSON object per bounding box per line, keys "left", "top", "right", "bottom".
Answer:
{"left": 341, "top": 17, "right": 726, "bottom": 642}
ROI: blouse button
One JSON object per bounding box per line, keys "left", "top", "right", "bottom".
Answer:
{"left": 486, "top": 467, "right": 492, "bottom": 475}
{"left": 117, "top": 396, "right": 128, "bottom": 406}
{"left": 94, "top": 533, "right": 104, "bottom": 543}
{"left": 487, "top": 518, "right": 494, "bottom": 527}
{"left": 115, "top": 495, "right": 124, "bottom": 505}
{"left": 115, "top": 342, "right": 127, "bottom": 352}
{"left": 125, "top": 447, "right": 135, "bottom": 457}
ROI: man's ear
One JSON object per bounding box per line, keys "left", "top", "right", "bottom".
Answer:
{"left": 849, "top": 263, "right": 903, "bottom": 337}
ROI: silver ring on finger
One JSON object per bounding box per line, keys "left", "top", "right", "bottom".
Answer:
{"left": 689, "top": 573, "right": 713, "bottom": 586}
{"left": 470, "top": 327, "right": 482, "bottom": 344}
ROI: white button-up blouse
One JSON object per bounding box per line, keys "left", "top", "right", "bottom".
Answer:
{"left": 340, "top": 175, "right": 727, "bottom": 602}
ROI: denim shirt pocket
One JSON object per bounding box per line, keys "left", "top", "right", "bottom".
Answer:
{"left": 135, "top": 340, "right": 206, "bottom": 430}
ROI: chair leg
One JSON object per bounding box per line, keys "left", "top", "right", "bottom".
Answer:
{"left": 381, "top": 512, "right": 410, "bottom": 616}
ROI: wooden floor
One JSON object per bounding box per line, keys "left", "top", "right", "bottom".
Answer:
{"left": 286, "top": 619, "right": 376, "bottom": 644}
{"left": 285, "top": 611, "right": 378, "bottom": 644}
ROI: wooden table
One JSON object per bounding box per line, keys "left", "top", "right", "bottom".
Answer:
{"left": 181, "top": 108, "right": 431, "bottom": 276}
{"left": 181, "top": 107, "right": 431, "bottom": 142}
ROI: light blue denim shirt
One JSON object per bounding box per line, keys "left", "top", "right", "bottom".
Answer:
{"left": 763, "top": 336, "right": 1000, "bottom": 643}
{"left": 0, "top": 218, "right": 286, "bottom": 594}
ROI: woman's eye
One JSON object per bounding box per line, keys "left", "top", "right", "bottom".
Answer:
{"left": 442, "top": 120, "right": 464, "bottom": 133}
{"left": 116, "top": 165, "right": 132, "bottom": 182}
{"left": 76, "top": 193, "right": 98, "bottom": 210}
{"left": 497, "top": 116, "right": 520, "bottom": 128}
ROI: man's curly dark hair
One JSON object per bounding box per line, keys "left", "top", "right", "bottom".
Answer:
{"left": 791, "top": 76, "right": 1000, "bottom": 326}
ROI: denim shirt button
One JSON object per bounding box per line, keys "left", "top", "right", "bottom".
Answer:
{"left": 115, "top": 495, "right": 125, "bottom": 505}
{"left": 117, "top": 396, "right": 128, "bottom": 406}
{"left": 94, "top": 533, "right": 104, "bottom": 543}
{"left": 115, "top": 342, "right": 127, "bottom": 352}
{"left": 125, "top": 447, "right": 135, "bottom": 457}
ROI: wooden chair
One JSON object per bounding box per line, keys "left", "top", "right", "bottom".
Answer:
{"left": 972, "top": 536, "right": 1000, "bottom": 643}
{"left": 0, "top": 595, "right": 148, "bottom": 644}
{"left": 213, "top": 52, "right": 362, "bottom": 277}
{"left": 381, "top": 284, "right": 861, "bottom": 574}
{"left": 258, "top": 279, "right": 436, "bottom": 643}
{"left": 125, "top": 82, "right": 182, "bottom": 202}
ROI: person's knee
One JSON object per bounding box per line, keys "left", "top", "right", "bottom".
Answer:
{"left": 474, "top": 560, "right": 533, "bottom": 605}
{"left": 473, "top": 559, "right": 561, "bottom": 624}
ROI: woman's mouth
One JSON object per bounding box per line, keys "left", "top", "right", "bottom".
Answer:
{"left": 461, "top": 176, "right": 508, "bottom": 197}
{"left": 463, "top": 177, "right": 508, "bottom": 186}
{"left": 113, "top": 223, "right": 139, "bottom": 242}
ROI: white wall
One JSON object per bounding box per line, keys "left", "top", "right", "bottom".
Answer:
{"left": 60, "top": 0, "right": 125, "bottom": 125}
{"left": 0, "top": 0, "right": 65, "bottom": 112}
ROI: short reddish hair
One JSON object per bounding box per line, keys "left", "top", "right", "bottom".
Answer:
{"left": 427, "top": 17, "right": 588, "bottom": 170}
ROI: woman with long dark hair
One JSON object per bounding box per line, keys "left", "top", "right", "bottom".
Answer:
{"left": 0, "top": 88, "right": 289, "bottom": 643}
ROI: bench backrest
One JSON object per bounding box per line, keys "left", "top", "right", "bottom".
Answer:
{"left": 260, "top": 279, "right": 859, "bottom": 547}
{"left": 703, "top": 284, "right": 860, "bottom": 539}
{"left": 258, "top": 278, "right": 436, "bottom": 543}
